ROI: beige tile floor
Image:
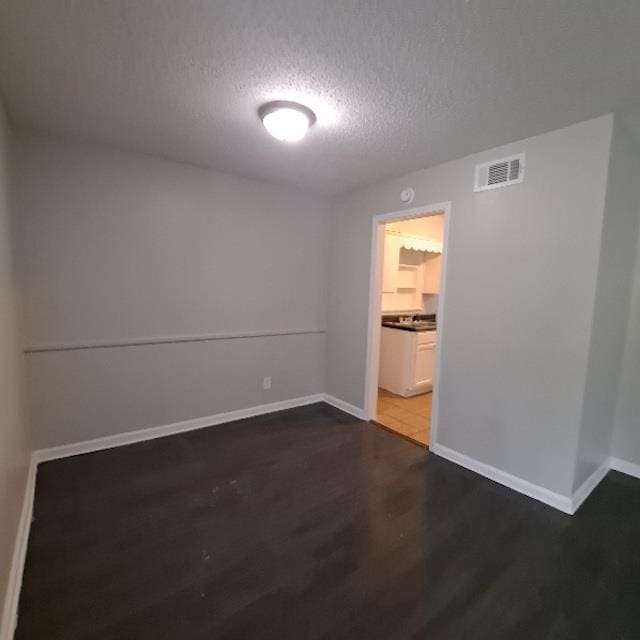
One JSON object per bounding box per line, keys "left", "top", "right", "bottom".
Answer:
{"left": 376, "top": 388, "right": 431, "bottom": 445}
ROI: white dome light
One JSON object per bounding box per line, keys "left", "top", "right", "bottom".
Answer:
{"left": 259, "top": 101, "right": 316, "bottom": 143}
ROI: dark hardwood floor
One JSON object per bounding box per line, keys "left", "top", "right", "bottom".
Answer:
{"left": 17, "top": 403, "right": 640, "bottom": 639}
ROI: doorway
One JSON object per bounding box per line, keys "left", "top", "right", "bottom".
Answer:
{"left": 364, "top": 202, "right": 451, "bottom": 448}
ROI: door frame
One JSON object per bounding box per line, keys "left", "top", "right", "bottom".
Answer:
{"left": 364, "top": 201, "right": 452, "bottom": 448}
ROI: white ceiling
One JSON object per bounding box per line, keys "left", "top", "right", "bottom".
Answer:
{"left": 1, "top": 1, "right": 640, "bottom": 194}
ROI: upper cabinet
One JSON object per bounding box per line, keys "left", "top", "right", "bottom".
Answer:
{"left": 381, "top": 220, "right": 444, "bottom": 311}
{"left": 422, "top": 254, "right": 442, "bottom": 294}
{"left": 382, "top": 233, "right": 401, "bottom": 293}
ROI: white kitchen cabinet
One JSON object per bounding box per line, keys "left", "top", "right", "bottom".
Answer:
{"left": 382, "top": 228, "right": 441, "bottom": 309}
{"left": 382, "top": 234, "right": 401, "bottom": 293}
{"left": 397, "top": 264, "right": 420, "bottom": 289}
{"left": 413, "top": 340, "right": 436, "bottom": 388}
{"left": 379, "top": 328, "right": 437, "bottom": 397}
{"left": 422, "top": 254, "right": 442, "bottom": 294}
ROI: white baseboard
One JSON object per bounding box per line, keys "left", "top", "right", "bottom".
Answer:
{"left": 33, "top": 394, "right": 325, "bottom": 463}
{"left": 430, "top": 444, "right": 639, "bottom": 515}
{"left": 430, "top": 443, "right": 574, "bottom": 514}
{"left": 33, "top": 393, "right": 368, "bottom": 465}
{"left": 0, "top": 459, "right": 36, "bottom": 640}
{"left": 571, "top": 461, "right": 610, "bottom": 514}
{"left": 322, "top": 394, "right": 366, "bottom": 420}
{"left": 609, "top": 456, "right": 640, "bottom": 479}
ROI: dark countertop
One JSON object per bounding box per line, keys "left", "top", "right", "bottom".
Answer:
{"left": 381, "top": 314, "right": 437, "bottom": 332}
{"left": 381, "top": 322, "right": 436, "bottom": 332}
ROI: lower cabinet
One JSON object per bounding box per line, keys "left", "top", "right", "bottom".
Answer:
{"left": 413, "top": 340, "right": 436, "bottom": 389}
{"left": 379, "top": 328, "right": 437, "bottom": 397}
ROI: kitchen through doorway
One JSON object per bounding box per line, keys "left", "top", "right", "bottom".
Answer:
{"left": 364, "top": 203, "right": 451, "bottom": 448}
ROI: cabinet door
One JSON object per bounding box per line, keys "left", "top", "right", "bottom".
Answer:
{"left": 413, "top": 343, "right": 436, "bottom": 388}
{"left": 382, "top": 234, "right": 401, "bottom": 293}
{"left": 422, "top": 254, "right": 442, "bottom": 294}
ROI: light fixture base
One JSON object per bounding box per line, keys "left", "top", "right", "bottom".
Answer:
{"left": 258, "top": 101, "right": 317, "bottom": 126}
{"left": 258, "top": 101, "right": 316, "bottom": 142}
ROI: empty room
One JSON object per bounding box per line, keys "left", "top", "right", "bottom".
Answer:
{"left": 1, "top": 2, "right": 640, "bottom": 638}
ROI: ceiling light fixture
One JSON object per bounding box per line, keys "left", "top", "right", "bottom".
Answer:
{"left": 259, "top": 101, "right": 316, "bottom": 142}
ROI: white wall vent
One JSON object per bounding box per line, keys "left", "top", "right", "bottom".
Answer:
{"left": 474, "top": 153, "right": 525, "bottom": 192}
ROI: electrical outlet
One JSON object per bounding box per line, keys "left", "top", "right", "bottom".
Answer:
{"left": 263, "top": 376, "right": 272, "bottom": 390}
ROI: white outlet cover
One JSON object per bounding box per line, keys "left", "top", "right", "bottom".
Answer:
{"left": 263, "top": 377, "right": 272, "bottom": 390}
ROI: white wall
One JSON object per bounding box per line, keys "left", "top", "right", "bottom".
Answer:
{"left": 13, "top": 130, "right": 331, "bottom": 449}
{"left": 0, "top": 99, "right": 31, "bottom": 634}
{"left": 574, "top": 123, "right": 640, "bottom": 488}
{"left": 327, "top": 116, "right": 613, "bottom": 496}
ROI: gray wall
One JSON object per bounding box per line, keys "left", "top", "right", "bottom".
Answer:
{"left": 0, "top": 99, "right": 31, "bottom": 631}
{"left": 328, "top": 116, "right": 613, "bottom": 496}
{"left": 13, "top": 131, "right": 331, "bottom": 449}
{"left": 11, "top": 113, "right": 636, "bottom": 500}
{"left": 612, "top": 157, "right": 640, "bottom": 468}
{"left": 574, "top": 122, "right": 640, "bottom": 488}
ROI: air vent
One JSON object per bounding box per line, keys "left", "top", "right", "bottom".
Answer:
{"left": 474, "top": 153, "right": 525, "bottom": 192}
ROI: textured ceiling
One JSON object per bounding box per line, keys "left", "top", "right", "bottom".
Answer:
{"left": 1, "top": 1, "right": 640, "bottom": 194}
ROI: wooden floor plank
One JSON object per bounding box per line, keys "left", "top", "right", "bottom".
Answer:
{"left": 16, "top": 403, "right": 640, "bottom": 639}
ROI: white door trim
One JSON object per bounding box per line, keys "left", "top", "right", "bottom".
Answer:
{"left": 364, "top": 200, "right": 453, "bottom": 450}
